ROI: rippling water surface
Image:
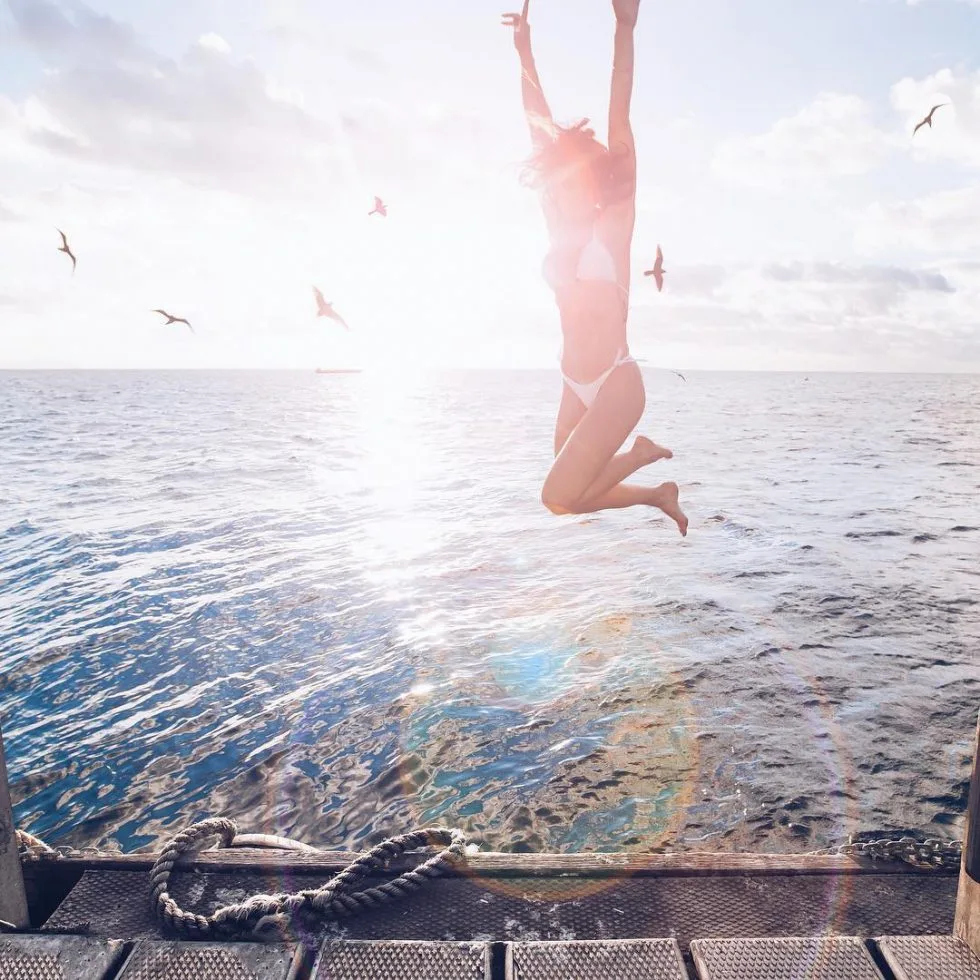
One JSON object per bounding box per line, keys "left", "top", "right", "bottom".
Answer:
{"left": 0, "top": 369, "right": 977, "bottom": 854}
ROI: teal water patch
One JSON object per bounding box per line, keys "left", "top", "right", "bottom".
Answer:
{"left": 554, "top": 785, "right": 682, "bottom": 851}
{"left": 484, "top": 641, "right": 584, "bottom": 702}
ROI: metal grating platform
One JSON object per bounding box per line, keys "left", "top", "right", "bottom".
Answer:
{"left": 313, "top": 940, "right": 490, "bottom": 979}
{"left": 0, "top": 934, "right": 126, "bottom": 980}
{"left": 507, "top": 938, "right": 686, "bottom": 980}
{"left": 116, "top": 940, "right": 296, "bottom": 980}
{"left": 41, "top": 869, "right": 956, "bottom": 949}
{"left": 690, "top": 937, "right": 885, "bottom": 980}
{"left": 878, "top": 935, "right": 980, "bottom": 980}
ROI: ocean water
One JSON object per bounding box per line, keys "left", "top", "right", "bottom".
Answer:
{"left": 0, "top": 369, "right": 977, "bottom": 855}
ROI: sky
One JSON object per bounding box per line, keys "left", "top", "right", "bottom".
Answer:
{"left": 2, "top": 0, "right": 980, "bottom": 371}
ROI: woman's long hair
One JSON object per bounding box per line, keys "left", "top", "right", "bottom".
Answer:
{"left": 522, "top": 119, "right": 633, "bottom": 211}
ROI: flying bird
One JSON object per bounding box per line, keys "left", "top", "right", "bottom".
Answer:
{"left": 673, "top": 370, "right": 687, "bottom": 383}
{"left": 312, "top": 286, "right": 350, "bottom": 329}
{"left": 643, "top": 245, "right": 666, "bottom": 292}
{"left": 913, "top": 103, "right": 948, "bottom": 136}
{"left": 56, "top": 229, "right": 76, "bottom": 274}
{"left": 152, "top": 309, "right": 194, "bottom": 333}
{"left": 368, "top": 196, "right": 388, "bottom": 217}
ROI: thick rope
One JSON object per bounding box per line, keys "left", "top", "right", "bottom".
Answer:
{"left": 229, "top": 833, "right": 322, "bottom": 854}
{"left": 148, "top": 818, "right": 470, "bottom": 939}
{"left": 14, "top": 829, "right": 57, "bottom": 857}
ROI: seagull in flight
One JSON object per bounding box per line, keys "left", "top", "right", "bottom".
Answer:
{"left": 152, "top": 309, "right": 194, "bottom": 333}
{"left": 643, "top": 245, "right": 666, "bottom": 292}
{"left": 913, "top": 103, "right": 948, "bottom": 136}
{"left": 368, "top": 196, "right": 388, "bottom": 217}
{"left": 673, "top": 370, "right": 687, "bottom": 382}
{"left": 312, "top": 286, "right": 349, "bottom": 329}
{"left": 56, "top": 229, "right": 76, "bottom": 274}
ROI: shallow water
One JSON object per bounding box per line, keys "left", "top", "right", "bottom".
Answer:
{"left": 0, "top": 369, "right": 977, "bottom": 853}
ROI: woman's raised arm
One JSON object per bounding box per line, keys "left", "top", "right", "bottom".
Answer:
{"left": 608, "top": 0, "right": 639, "bottom": 176}
{"left": 502, "top": 0, "right": 555, "bottom": 151}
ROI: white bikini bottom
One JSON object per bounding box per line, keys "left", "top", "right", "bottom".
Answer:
{"left": 561, "top": 348, "right": 635, "bottom": 408}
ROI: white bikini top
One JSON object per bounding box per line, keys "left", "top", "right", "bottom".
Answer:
{"left": 575, "top": 233, "right": 618, "bottom": 283}
{"left": 543, "top": 229, "right": 618, "bottom": 292}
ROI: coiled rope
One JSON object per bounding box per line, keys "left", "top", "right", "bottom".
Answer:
{"left": 14, "top": 829, "right": 58, "bottom": 857}
{"left": 149, "top": 818, "right": 470, "bottom": 939}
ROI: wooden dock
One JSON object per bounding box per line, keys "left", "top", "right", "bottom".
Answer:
{"left": 2, "top": 714, "right": 978, "bottom": 979}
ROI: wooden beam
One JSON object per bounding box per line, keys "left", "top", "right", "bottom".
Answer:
{"left": 23, "top": 847, "right": 946, "bottom": 879}
{"left": 0, "top": 724, "right": 29, "bottom": 929}
{"left": 955, "top": 710, "right": 980, "bottom": 956}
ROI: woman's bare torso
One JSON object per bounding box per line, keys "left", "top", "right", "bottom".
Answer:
{"left": 554, "top": 283, "right": 628, "bottom": 381}
{"left": 547, "top": 214, "right": 631, "bottom": 383}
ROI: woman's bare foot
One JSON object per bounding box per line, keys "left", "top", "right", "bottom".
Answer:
{"left": 632, "top": 435, "right": 673, "bottom": 466}
{"left": 650, "top": 481, "right": 688, "bottom": 537}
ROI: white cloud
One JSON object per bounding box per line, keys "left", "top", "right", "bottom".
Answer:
{"left": 6, "top": 0, "right": 147, "bottom": 66}
{"left": 712, "top": 93, "right": 892, "bottom": 190}
{"left": 3, "top": 0, "right": 504, "bottom": 202}
{"left": 196, "top": 32, "right": 231, "bottom": 55}
{"left": 762, "top": 261, "right": 953, "bottom": 294}
{"left": 628, "top": 259, "right": 979, "bottom": 371}
{"left": 4, "top": 6, "right": 333, "bottom": 189}
{"left": 852, "top": 66, "right": 980, "bottom": 268}
{"left": 857, "top": 184, "right": 980, "bottom": 253}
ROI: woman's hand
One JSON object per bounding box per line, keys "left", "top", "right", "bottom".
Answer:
{"left": 501, "top": 0, "right": 532, "bottom": 56}
{"left": 612, "top": 0, "right": 640, "bottom": 27}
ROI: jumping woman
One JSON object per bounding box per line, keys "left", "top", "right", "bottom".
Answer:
{"left": 502, "top": 0, "right": 687, "bottom": 535}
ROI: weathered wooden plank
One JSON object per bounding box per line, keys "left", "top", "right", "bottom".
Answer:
{"left": 955, "top": 712, "right": 980, "bottom": 958}
{"left": 26, "top": 847, "right": 945, "bottom": 878}
{"left": 0, "top": 724, "right": 28, "bottom": 930}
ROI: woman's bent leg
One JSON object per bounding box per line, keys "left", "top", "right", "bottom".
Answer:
{"left": 542, "top": 361, "right": 646, "bottom": 513}
{"left": 569, "top": 480, "right": 688, "bottom": 535}
{"left": 577, "top": 435, "right": 672, "bottom": 502}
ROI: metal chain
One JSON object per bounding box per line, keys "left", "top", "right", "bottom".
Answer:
{"left": 808, "top": 835, "right": 963, "bottom": 870}
{"left": 15, "top": 829, "right": 106, "bottom": 863}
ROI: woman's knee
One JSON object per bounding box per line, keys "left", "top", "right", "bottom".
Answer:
{"left": 541, "top": 483, "right": 573, "bottom": 515}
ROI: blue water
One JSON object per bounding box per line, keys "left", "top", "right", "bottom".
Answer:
{"left": 0, "top": 369, "right": 977, "bottom": 853}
